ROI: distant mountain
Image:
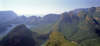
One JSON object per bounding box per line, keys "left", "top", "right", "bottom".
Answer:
{"left": 45, "top": 31, "right": 78, "bottom": 46}
{"left": 0, "top": 13, "right": 61, "bottom": 33}
{"left": 10, "top": 15, "right": 28, "bottom": 24}
{"left": 38, "top": 14, "right": 61, "bottom": 25}
{"left": 0, "top": 24, "right": 43, "bottom": 46}
{"left": 25, "top": 16, "right": 41, "bottom": 25}
{"left": 0, "top": 11, "right": 18, "bottom": 23}
{"left": 1, "top": 7, "right": 100, "bottom": 46}
{"left": 65, "top": 8, "right": 89, "bottom": 15}
{"left": 9, "top": 14, "right": 61, "bottom": 26}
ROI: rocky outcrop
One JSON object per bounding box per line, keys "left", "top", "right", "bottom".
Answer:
{"left": 86, "top": 15, "right": 93, "bottom": 20}
{"left": 95, "top": 7, "right": 100, "bottom": 12}
{"left": 60, "top": 13, "right": 71, "bottom": 22}
{"left": 94, "top": 17, "right": 100, "bottom": 20}
{"left": 68, "top": 12, "right": 78, "bottom": 20}
{"left": 78, "top": 10, "right": 87, "bottom": 18}
{"left": 88, "top": 7, "right": 96, "bottom": 12}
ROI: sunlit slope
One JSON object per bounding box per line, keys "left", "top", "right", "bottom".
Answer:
{"left": 51, "top": 7, "right": 100, "bottom": 46}
{"left": 46, "top": 31, "right": 78, "bottom": 46}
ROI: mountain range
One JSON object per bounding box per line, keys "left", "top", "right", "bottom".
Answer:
{"left": 50, "top": 7, "right": 100, "bottom": 46}
{"left": 0, "top": 7, "right": 100, "bottom": 46}
{"left": 64, "top": 8, "right": 89, "bottom": 14}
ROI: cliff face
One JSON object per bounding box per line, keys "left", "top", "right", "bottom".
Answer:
{"left": 86, "top": 15, "right": 93, "bottom": 21}
{"left": 88, "top": 7, "right": 96, "bottom": 12}
{"left": 95, "top": 7, "right": 100, "bottom": 12}
{"left": 68, "top": 12, "right": 78, "bottom": 20}
{"left": 60, "top": 13, "right": 71, "bottom": 22}
{"left": 60, "top": 12, "right": 78, "bottom": 23}
{"left": 78, "top": 10, "right": 87, "bottom": 18}
{"left": 0, "top": 24, "right": 35, "bottom": 46}
{"left": 51, "top": 7, "right": 100, "bottom": 46}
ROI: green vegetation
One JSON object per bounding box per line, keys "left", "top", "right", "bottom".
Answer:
{"left": 0, "top": 24, "right": 44, "bottom": 46}
{"left": 45, "top": 7, "right": 100, "bottom": 46}
{"left": 30, "top": 23, "right": 54, "bottom": 35}
{"left": 0, "top": 7, "right": 100, "bottom": 46}
{"left": 80, "top": 38, "right": 100, "bottom": 46}
{"left": 46, "top": 31, "right": 78, "bottom": 46}
{"left": 78, "top": 10, "right": 88, "bottom": 18}
{"left": 31, "top": 7, "right": 100, "bottom": 46}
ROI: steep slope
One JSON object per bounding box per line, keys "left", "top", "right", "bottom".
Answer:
{"left": 88, "top": 7, "right": 96, "bottom": 12}
{"left": 45, "top": 31, "right": 78, "bottom": 46}
{"left": 51, "top": 7, "right": 100, "bottom": 46}
{"left": 52, "top": 12, "right": 79, "bottom": 38}
{"left": 95, "top": 7, "right": 100, "bottom": 12}
{"left": 0, "top": 11, "right": 18, "bottom": 23}
{"left": 0, "top": 24, "right": 41, "bottom": 46}
{"left": 78, "top": 10, "right": 88, "bottom": 18}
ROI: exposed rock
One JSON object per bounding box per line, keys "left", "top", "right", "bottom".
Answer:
{"left": 78, "top": 10, "right": 87, "bottom": 18}
{"left": 95, "top": 7, "right": 100, "bottom": 12}
{"left": 86, "top": 15, "right": 93, "bottom": 20}
{"left": 60, "top": 13, "right": 71, "bottom": 22}
{"left": 88, "top": 7, "right": 96, "bottom": 12}
{"left": 68, "top": 12, "right": 78, "bottom": 19}
{"left": 94, "top": 17, "right": 100, "bottom": 20}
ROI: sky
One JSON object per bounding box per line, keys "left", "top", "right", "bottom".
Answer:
{"left": 0, "top": 0, "right": 100, "bottom": 16}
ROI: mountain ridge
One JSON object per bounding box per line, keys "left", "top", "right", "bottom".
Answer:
{"left": 0, "top": 24, "right": 36, "bottom": 46}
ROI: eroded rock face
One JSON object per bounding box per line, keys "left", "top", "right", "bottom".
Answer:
{"left": 68, "top": 12, "right": 78, "bottom": 19}
{"left": 88, "top": 7, "right": 96, "bottom": 12}
{"left": 60, "top": 12, "right": 78, "bottom": 23}
{"left": 60, "top": 13, "right": 71, "bottom": 22}
{"left": 86, "top": 15, "right": 93, "bottom": 21}
{"left": 78, "top": 10, "right": 87, "bottom": 18}
{"left": 94, "top": 17, "right": 100, "bottom": 20}
{"left": 95, "top": 7, "right": 100, "bottom": 12}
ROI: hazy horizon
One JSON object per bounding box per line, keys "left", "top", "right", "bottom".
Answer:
{"left": 0, "top": 0, "right": 100, "bottom": 16}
